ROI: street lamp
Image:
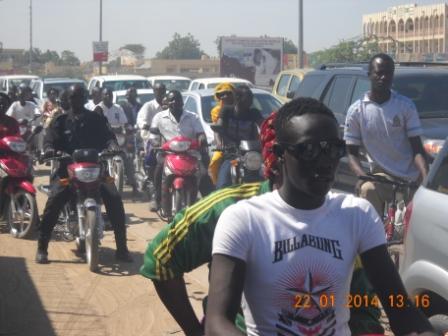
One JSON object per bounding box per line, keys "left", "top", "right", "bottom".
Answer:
{"left": 29, "top": 0, "right": 32, "bottom": 74}
{"left": 99, "top": 0, "right": 103, "bottom": 75}
{"left": 297, "top": 0, "right": 304, "bottom": 68}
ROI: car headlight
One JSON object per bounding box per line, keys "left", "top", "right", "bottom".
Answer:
{"left": 116, "top": 134, "right": 126, "bottom": 146}
{"left": 243, "top": 151, "right": 262, "bottom": 171}
{"left": 423, "top": 139, "right": 444, "bottom": 157}
{"left": 74, "top": 167, "right": 100, "bottom": 183}
{"left": 169, "top": 140, "right": 191, "bottom": 152}
{"left": 6, "top": 139, "right": 27, "bottom": 153}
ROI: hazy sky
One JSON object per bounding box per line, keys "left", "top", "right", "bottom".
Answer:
{"left": 0, "top": 0, "right": 442, "bottom": 61}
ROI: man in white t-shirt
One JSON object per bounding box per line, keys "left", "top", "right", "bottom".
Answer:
{"left": 344, "top": 53, "right": 428, "bottom": 216}
{"left": 6, "top": 85, "right": 40, "bottom": 123}
{"left": 84, "top": 86, "right": 102, "bottom": 111}
{"left": 136, "top": 83, "right": 166, "bottom": 135}
{"left": 206, "top": 98, "right": 435, "bottom": 336}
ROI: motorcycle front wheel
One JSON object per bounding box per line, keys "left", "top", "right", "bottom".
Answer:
{"left": 85, "top": 208, "right": 100, "bottom": 272}
{"left": 7, "top": 191, "right": 38, "bottom": 239}
{"left": 113, "top": 159, "right": 124, "bottom": 193}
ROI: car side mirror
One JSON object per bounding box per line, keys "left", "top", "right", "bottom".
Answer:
{"left": 286, "top": 90, "right": 295, "bottom": 99}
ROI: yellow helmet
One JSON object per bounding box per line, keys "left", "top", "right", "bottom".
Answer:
{"left": 214, "top": 82, "right": 235, "bottom": 101}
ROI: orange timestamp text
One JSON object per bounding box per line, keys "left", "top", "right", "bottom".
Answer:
{"left": 293, "top": 294, "right": 431, "bottom": 309}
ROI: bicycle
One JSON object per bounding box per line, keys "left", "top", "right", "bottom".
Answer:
{"left": 358, "top": 174, "right": 418, "bottom": 268}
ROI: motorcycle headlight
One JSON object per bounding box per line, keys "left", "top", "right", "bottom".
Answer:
{"left": 116, "top": 134, "right": 126, "bottom": 146}
{"left": 6, "top": 139, "right": 27, "bottom": 153}
{"left": 169, "top": 140, "right": 190, "bottom": 152}
{"left": 74, "top": 167, "right": 100, "bottom": 183}
{"left": 243, "top": 151, "right": 262, "bottom": 171}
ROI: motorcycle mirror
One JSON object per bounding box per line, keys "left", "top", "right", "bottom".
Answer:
{"left": 149, "top": 127, "right": 160, "bottom": 135}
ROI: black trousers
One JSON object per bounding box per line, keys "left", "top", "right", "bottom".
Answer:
{"left": 38, "top": 177, "right": 128, "bottom": 252}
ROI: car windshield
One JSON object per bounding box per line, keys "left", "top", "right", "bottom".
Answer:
{"left": 10, "top": 78, "right": 34, "bottom": 87}
{"left": 43, "top": 82, "right": 85, "bottom": 98}
{"left": 116, "top": 93, "right": 154, "bottom": 105}
{"left": 394, "top": 74, "right": 448, "bottom": 119}
{"left": 200, "top": 93, "right": 281, "bottom": 123}
{"left": 155, "top": 80, "right": 190, "bottom": 92}
{"left": 103, "top": 80, "right": 150, "bottom": 91}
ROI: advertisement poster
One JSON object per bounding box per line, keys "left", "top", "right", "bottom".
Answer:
{"left": 93, "top": 41, "right": 108, "bottom": 62}
{"left": 220, "top": 37, "right": 283, "bottom": 87}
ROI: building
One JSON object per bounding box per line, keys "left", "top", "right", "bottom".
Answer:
{"left": 363, "top": 3, "right": 448, "bottom": 61}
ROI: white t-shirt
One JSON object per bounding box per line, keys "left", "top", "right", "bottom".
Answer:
{"left": 84, "top": 100, "right": 98, "bottom": 111}
{"left": 151, "top": 109, "right": 204, "bottom": 141}
{"left": 97, "top": 102, "right": 128, "bottom": 127}
{"left": 6, "top": 101, "right": 40, "bottom": 122}
{"left": 212, "top": 190, "right": 386, "bottom": 336}
{"left": 344, "top": 91, "right": 423, "bottom": 181}
{"left": 136, "top": 99, "right": 163, "bottom": 129}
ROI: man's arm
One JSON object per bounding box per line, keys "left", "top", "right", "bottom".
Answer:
{"left": 347, "top": 144, "right": 368, "bottom": 177}
{"left": 153, "top": 278, "right": 203, "bottom": 336}
{"left": 409, "top": 136, "right": 428, "bottom": 182}
{"left": 360, "top": 245, "right": 434, "bottom": 335}
{"left": 205, "top": 254, "right": 246, "bottom": 336}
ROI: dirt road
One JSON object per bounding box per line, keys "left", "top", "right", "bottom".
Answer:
{"left": 0, "top": 166, "right": 208, "bottom": 336}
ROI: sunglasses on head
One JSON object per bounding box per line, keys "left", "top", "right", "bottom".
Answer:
{"left": 216, "top": 91, "right": 232, "bottom": 99}
{"left": 279, "top": 139, "right": 346, "bottom": 161}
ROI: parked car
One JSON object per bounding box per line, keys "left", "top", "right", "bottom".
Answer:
{"left": 147, "top": 76, "right": 191, "bottom": 92}
{"left": 113, "top": 89, "right": 154, "bottom": 105}
{"left": 187, "top": 77, "right": 253, "bottom": 91}
{"left": 30, "top": 77, "right": 86, "bottom": 107}
{"left": 294, "top": 65, "right": 448, "bottom": 192}
{"left": 400, "top": 137, "right": 448, "bottom": 334}
{"left": 87, "top": 75, "right": 150, "bottom": 94}
{"left": 0, "top": 75, "right": 39, "bottom": 93}
{"left": 272, "top": 68, "right": 311, "bottom": 103}
{"left": 182, "top": 88, "right": 282, "bottom": 146}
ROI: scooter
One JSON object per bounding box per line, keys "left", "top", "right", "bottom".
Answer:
{"left": 0, "top": 126, "right": 43, "bottom": 239}
{"left": 109, "top": 126, "right": 126, "bottom": 193}
{"left": 150, "top": 128, "right": 201, "bottom": 222}
{"left": 44, "top": 149, "right": 121, "bottom": 272}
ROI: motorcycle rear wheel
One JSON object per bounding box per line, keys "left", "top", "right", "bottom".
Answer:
{"left": 7, "top": 191, "right": 38, "bottom": 239}
{"left": 85, "top": 209, "right": 99, "bottom": 272}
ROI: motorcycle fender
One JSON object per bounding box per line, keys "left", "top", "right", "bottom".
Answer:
{"left": 173, "top": 177, "right": 185, "bottom": 190}
{"left": 18, "top": 180, "right": 36, "bottom": 195}
{"left": 84, "top": 198, "right": 98, "bottom": 211}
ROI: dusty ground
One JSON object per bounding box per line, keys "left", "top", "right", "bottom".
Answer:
{"left": 0, "top": 166, "right": 208, "bottom": 336}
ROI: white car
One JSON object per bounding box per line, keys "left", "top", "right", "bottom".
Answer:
{"left": 87, "top": 75, "right": 150, "bottom": 94}
{"left": 113, "top": 88, "right": 154, "bottom": 105}
{"left": 30, "top": 77, "right": 86, "bottom": 107}
{"left": 182, "top": 88, "right": 281, "bottom": 146}
{"left": 400, "top": 138, "right": 448, "bottom": 334}
{"left": 0, "top": 75, "right": 39, "bottom": 93}
{"left": 187, "top": 77, "right": 253, "bottom": 91}
{"left": 147, "top": 75, "right": 191, "bottom": 92}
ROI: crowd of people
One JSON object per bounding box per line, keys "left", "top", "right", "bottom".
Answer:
{"left": 0, "top": 53, "right": 437, "bottom": 335}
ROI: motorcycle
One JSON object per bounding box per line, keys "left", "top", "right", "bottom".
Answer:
{"left": 44, "top": 149, "right": 121, "bottom": 272}
{"left": 0, "top": 126, "right": 42, "bottom": 239}
{"left": 150, "top": 128, "right": 201, "bottom": 221}
{"left": 211, "top": 124, "right": 263, "bottom": 185}
{"left": 134, "top": 127, "right": 155, "bottom": 200}
{"left": 109, "top": 126, "right": 126, "bottom": 193}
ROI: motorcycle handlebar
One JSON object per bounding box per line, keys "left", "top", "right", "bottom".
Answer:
{"left": 42, "top": 150, "right": 125, "bottom": 163}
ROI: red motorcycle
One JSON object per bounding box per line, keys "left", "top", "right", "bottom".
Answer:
{"left": 0, "top": 127, "right": 42, "bottom": 239}
{"left": 150, "top": 130, "right": 201, "bottom": 221}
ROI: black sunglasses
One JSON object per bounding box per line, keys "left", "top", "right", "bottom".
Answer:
{"left": 280, "top": 139, "right": 346, "bottom": 161}
{"left": 216, "top": 91, "right": 232, "bottom": 99}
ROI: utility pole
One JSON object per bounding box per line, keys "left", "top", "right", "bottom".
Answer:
{"left": 29, "top": 0, "right": 32, "bottom": 74}
{"left": 298, "top": 0, "right": 304, "bottom": 68}
{"left": 99, "top": 0, "right": 103, "bottom": 75}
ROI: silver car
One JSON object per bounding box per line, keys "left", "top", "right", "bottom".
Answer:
{"left": 400, "top": 136, "right": 448, "bottom": 334}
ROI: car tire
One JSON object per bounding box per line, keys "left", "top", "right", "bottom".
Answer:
{"left": 429, "top": 315, "right": 448, "bottom": 335}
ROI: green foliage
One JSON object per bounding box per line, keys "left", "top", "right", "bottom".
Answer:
{"left": 121, "top": 44, "right": 145, "bottom": 56}
{"left": 156, "top": 33, "right": 204, "bottom": 60}
{"left": 22, "top": 48, "right": 80, "bottom": 66}
{"left": 60, "top": 50, "right": 80, "bottom": 66}
{"left": 283, "top": 39, "right": 298, "bottom": 54}
{"left": 309, "top": 37, "right": 381, "bottom": 67}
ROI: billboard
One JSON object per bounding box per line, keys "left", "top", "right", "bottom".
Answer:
{"left": 220, "top": 37, "right": 283, "bottom": 87}
{"left": 93, "top": 41, "right": 108, "bottom": 62}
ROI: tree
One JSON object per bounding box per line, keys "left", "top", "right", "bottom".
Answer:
{"left": 41, "top": 49, "right": 60, "bottom": 64}
{"left": 60, "top": 50, "right": 80, "bottom": 66}
{"left": 283, "top": 39, "right": 298, "bottom": 54}
{"left": 156, "top": 33, "right": 204, "bottom": 60}
{"left": 309, "top": 37, "right": 381, "bottom": 67}
{"left": 120, "top": 44, "right": 145, "bottom": 57}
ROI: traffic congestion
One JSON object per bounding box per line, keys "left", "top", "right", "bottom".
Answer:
{"left": 1, "top": 1, "right": 448, "bottom": 336}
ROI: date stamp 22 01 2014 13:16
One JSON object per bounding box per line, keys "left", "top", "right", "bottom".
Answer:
{"left": 293, "top": 293, "right": 431, "bottom": 310}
